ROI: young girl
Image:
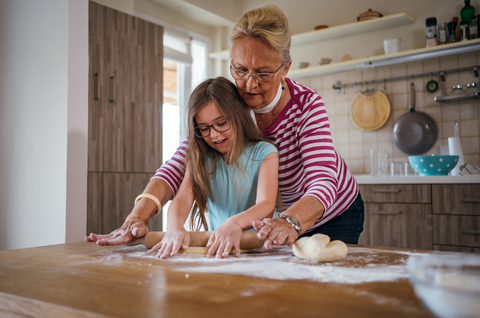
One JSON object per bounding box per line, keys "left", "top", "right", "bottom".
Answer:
{"left": 149, "top": 77, "right": 280, "bottom": 259}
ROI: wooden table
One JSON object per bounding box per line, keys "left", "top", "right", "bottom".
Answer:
{"left": 0, "top": 241, "right": 433, "bottom": 318}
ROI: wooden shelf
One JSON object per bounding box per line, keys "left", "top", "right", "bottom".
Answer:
{"left": 288, "top": 39, "right": 480, "bottom": 80}
{"left": 209, "top": 13, "right": 414, "bottom": 60}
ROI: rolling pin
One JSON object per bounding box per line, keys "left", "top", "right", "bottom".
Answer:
{"left": 127, "top": 231, "right": 265, "bottom": 249}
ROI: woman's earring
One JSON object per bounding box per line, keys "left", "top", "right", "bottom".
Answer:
{"left": 282, "top": 81, "right": 286, "bottom": 90}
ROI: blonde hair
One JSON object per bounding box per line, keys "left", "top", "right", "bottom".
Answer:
{"left": 229, "top": 4, "right": 292, "bottom": 65}
{"left": 186, "top": 77, "right": 278, "bottom": 231}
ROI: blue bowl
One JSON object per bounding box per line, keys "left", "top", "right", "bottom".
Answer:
{"left": 408, "top": 155, "right": 459, "bottom": 176}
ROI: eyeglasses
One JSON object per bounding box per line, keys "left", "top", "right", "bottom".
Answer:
{"left": 194, "top": 118, "right": 231, "bottom": 138}
{"left": 230, "top": 62, "right": 284, "bottom": 84}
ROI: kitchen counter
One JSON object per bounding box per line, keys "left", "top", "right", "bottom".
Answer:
{"left": 0, "top": 241, "right": 434, "bottom": 318}
{"left": 354, "top": 174, "right": 480, "bottom": 184}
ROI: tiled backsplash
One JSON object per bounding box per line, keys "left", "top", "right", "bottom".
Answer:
{"left": 297, "top": 51, "right": 480, "bottom": 175}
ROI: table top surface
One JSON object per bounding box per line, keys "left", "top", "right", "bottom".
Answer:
{"left": 0, "top": 241, "right": 433, "bottom": 318}
{"left": 354, "top": 174, "right": 480, "bottom": 184}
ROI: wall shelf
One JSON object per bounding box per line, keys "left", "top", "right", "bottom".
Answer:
{"left": 209, "top": 13, "right": 414, "bottom": 60}
{"left": 434, "top": 91, "right": 480, "bottom": 103}
{"left": 288, "top": 39, "right": 480, "bottom": 80}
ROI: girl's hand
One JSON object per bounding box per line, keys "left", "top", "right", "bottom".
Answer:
{"left": 206, "top": 220, "right": 243, "bottom": 258}
{"left": 148, "top": 228, "right": 190, "bottom": 259}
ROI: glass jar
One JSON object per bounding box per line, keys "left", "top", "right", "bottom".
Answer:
{"left": 426, "top": 17, "right": 437, "bottom": 47}
{"left": 447, "top": 21, "right": 457, "bottom": 43}
{"left": 438, "top": 22, "right": 447, "bottom": 44}
{"left": 460, "top": 21, "right": 470, "bottom": 41}
{"left": 470, "top": 15, "right": 478, "bottom": 39}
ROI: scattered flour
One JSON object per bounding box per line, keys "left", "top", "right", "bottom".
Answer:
{"left": 80, "top": 244, "right": 420, "bottom": 285}
{"left": 160, "top": 245, "right": 417, "bottom": 284}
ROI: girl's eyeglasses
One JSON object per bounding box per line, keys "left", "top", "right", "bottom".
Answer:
{"left": 194, "top": 119, "right": 231, "bottom": 138}
{"left": 230, "top": 62, "right": 284, "bottom": 84}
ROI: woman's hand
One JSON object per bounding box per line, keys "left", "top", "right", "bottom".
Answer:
{"left": 84, "top": 216, "right": 148, "bottom": 246}
{"left": 206, "top": 220, "right": 243, "bottom": 258}
{"left": 252, "top": 217, "right": 298, "bottom": 249}
{"left": 148, "top": 227, "right": 190, "bottom": 259}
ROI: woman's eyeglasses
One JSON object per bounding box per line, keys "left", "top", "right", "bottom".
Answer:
{"left": 194, "top": 119, "right": 231, "bottom": 138}
{"left": 230, "top": 62, "right": 284, "bottom": 84}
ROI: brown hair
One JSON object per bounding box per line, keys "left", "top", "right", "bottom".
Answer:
{"left": 185, "top": 77, "right": 278, "bottom": 230}
{"left": 229, "top": 4, "right": 292, "bottom": 65}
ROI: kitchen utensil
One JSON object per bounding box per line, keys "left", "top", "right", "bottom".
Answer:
{"left": 314, "top": 24, "right": 329, "bottom": 30}
{"left": 297, "top": 61, "right": 310, "bottom": 69}
{"left": 426, "top": 77, "right": 438, "bottom": 93}
{"left": 383, "top": 38, "right": 401, "bottom": 54}
{"left": 393, "top": 81, "right": 438, "bottom": 155}
{"left": 318, "top": 58, "right": 332, "bottom": 65}
{"left": 448, "top": 121, "right": 465, "bottom": 176}
{"left": 408, "top": 155, "right": 459, "bottom": 176}
{"left": 127, "top": 230, "right": 265, "bottom": 249}
{"left": 450, "top": 85, "right": 464, "bottom": 95}
{"left": 351, "top": 90, "right": 391, "bottom": 131}
{"left": 407, "top": 253, "right": 480, "bottom": 318}
{"left": 370, "top": 149, "right": 388, "bottom": 176}
{"left": 357, "top": 9, "right": 383, "bottom": 22}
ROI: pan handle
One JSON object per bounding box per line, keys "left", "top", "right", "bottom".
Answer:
{"left": 409, "top": 81, "right": 416, "bottom": 112}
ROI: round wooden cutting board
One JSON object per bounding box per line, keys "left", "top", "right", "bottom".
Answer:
{"left": 351, "top": 91, "right": 391, "bottom": 131}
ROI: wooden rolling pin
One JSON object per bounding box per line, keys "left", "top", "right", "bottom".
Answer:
{"left": 127, "top": 231, "right": 265, "bottom": 249}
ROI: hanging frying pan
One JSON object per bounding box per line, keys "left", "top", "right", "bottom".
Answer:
{"left": 393, "top": 81, "right": 437, "bottom": 155}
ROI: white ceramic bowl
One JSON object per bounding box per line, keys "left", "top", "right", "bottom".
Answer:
{"left": 407, "top": 253, "right": 480, "bottom": 318}
{"left": 297, "top": 62, "right": 310, "bottom": 69}
{"left": 318, "top": 58, "right": 332, "bottom": 65}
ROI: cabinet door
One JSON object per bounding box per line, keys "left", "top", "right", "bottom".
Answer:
{"left": 364, "top": 203, "right": 433, "bottom": 249}
{"left": 89, "top": 2, "right": 163, "bottom": 173}
{"left": 360, "top": 185, "right": 431, "bottom": 203}
{"left": 432, "top": 184, "right": 480, "bottom": 216}
{"left": 102, "top": 173, "right": 163, "bottom": 234}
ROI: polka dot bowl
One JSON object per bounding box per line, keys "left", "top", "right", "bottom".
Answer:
{"left": 408, "top": 155, "right": 459, "bottom": 176}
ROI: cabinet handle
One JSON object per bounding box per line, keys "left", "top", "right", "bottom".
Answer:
{"left": 109, "top": 76, "right": 115, "bottom": 103}
{"left": 372, "top": 211, "right": 402, "bottom": 215}
{"left": 373, "top": 189, "right": 401, "bottom": 193}
{"left": 462, "top": 199, "right": 480, "bottom": 203}
{"left": 94, "top": 73, "right": 99, "bottom": 100}
{"left": 462, "top": 230, "right": 480, "bottom": 235}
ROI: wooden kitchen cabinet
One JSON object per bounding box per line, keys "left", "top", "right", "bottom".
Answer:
{"left": 87, "top": 2, "right": 164, "bottom": 234}
{"left": 432, "top": 184, "right": 480, "bottom": 252}
{"left": 358, "top": 185, "right": 432, "bottom": 249}
{"left": 359, "top": 183, "right": 480, "bottom": 253}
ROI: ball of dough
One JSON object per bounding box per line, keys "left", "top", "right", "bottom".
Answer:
{"left": 292, "top": 234, "right": 348, "bottom": 262}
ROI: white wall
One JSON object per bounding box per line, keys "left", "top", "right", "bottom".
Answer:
{"left": 0, "top": 0, "right": 88, "bottom": 250}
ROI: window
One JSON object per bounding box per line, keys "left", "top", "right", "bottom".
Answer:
{"left": 162, "top": 40, "right": 208, "bottom": 231}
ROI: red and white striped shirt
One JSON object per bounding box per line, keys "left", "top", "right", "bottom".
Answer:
{"left": 153, "top": 78, "right": 358, "bottom": 232}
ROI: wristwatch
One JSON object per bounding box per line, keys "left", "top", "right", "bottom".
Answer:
{"left": 279, "top": 215, "right": 302, "bottom": 235}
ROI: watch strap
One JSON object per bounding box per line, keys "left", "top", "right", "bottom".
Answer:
{"left": 279, "top": 215, "right": 302, "bottom": 235}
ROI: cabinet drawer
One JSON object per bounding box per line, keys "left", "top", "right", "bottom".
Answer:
{"left": 433, "top": 215, "right": 480, "bottom": 247}
{"left": 359, "top": 185, "right": 431, "bottom": 203}
{"left": 432, "top": 184, "right": 480, "bottom": 215}
{"left": 362, "top": 203, "right": 433, "bottom": 249}
{"left": 433, "top": 245, "right": 480, "bottom": 253}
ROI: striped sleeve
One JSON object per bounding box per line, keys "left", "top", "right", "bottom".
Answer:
{"left": 151, "top": 139, "right": 188, "bottom": 195}
{"left": 296, "top": 91, "right": 338, "bottom": 213}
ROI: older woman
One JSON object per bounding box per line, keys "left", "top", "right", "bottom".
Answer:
{"left": 86, "top": 4, "right": 364, "bottom": 250}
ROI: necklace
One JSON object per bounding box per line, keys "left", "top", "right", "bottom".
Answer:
{"left": 252, "top": 83, "right": 283, "bottom": 114}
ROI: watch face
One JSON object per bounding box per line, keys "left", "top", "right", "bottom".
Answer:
{"left": 281, "top": 215, "right": 301, "bottom": 234}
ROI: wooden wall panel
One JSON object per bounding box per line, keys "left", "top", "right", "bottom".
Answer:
{"left": 434, "top": 245, "right": 480, "bottom": 253}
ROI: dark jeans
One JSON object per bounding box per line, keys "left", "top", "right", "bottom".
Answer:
{"left": 299, "top": 192, "right": 364, "bottom": 244}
